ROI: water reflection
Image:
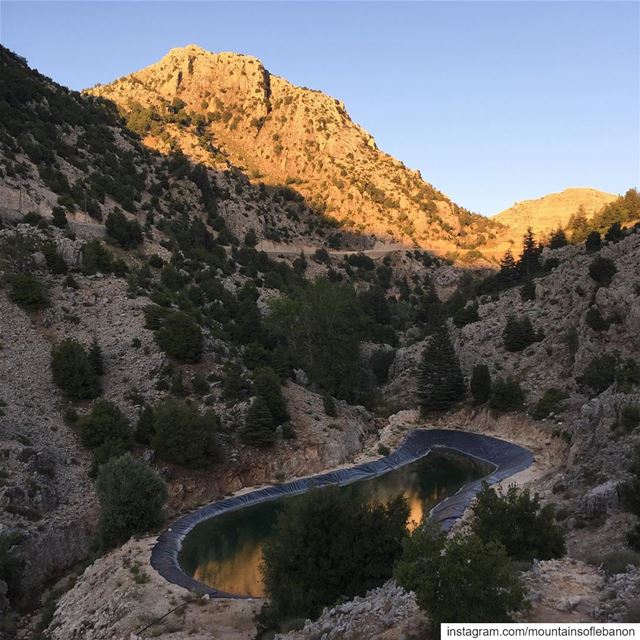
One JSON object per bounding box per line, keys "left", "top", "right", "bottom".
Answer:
{"left": 180, "top": 452, "right": 489, "bottom": 597}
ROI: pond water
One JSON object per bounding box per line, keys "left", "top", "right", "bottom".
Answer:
{"left": 179, "top": 451, "right": 491, "bottom": 597}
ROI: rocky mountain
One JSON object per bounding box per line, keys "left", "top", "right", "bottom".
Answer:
{"left": 492, "top": 188, "right": 617, "bottom": 241}
{"left": 2, "top": 42, "right": 640, "bottom": 640}
{"left": 87, "top": 45, "right": 507, "bottom": 261}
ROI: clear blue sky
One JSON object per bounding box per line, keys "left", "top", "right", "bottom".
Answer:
{"left": 1, "top": 1, "right": 638, "bottom": 215}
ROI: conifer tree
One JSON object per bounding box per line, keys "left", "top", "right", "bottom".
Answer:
{"left": 567, "top": 205, "right": 589, "bottom": 243}
{"left": 497, "top": 249, "right": 518, "bottom": 287}
{"left": 416, "top": 325, "right": 465, "bottom": 413}
{"left": 51, "top": 206, "right": 68, "bottom": 229}
{"left": 252, "top": 367, "right": 289, "bottom": 425}
{"left": 585, "top": 230, "right": 601, "bottom": 253}
{"left": 503, "top": 316, "right": 538, "bottom": 352}
{"left": 470, "top": 364, "right": 491, "bottom": 405}
{"left": 548, "top": 227, "right": 568, "bottom": 249}
{"left": 242, "top": 397, "right": 276, "bottom": 447}
{"left": 519, "top": 228, "right": 542, "bottom": 278}
{"left": 88, "top": 336, "right": 104, "bottom": 375}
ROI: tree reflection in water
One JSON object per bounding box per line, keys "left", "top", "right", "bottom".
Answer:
{"left": 180, "top": 452, "right": 490, "bottom": 597}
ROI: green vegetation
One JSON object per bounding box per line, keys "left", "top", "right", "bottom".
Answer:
{"left": 151, "top": 398, "right": 220, "bottom": 468}
{"left": 82, "top": 240, "right": 128, "bottom": 276}
{"left": 616, "top": 359, "right": 640, "bottom": 392}
{"left": 452, "top": 302, "right": 479, "bottom": 328}
{"left": 51, "top": 206, "right": 67, "bottom": 228}
{"left": 395, "top": 525, "right": 524, "bottom": 631}
{"left": 50, "top": 338, "right": 100, "bottom": 400}
{"left": 155, "top": 311, "right": 203, "bottom": 363}
{"left": 416, "top": 325, "right": 465, "bottom": 413}
{"left": 585, "top": 231, "right": 602, "bottom": 252}
{"left": 78, "top": 399, "right": 132, "bottom": 471}
{"left": 0, "top": 532, "right": 23, "bottom": 607}
{"left": 96, "top": 454, "right": 166, "bottom": 549}
{"left": 503, "top": 316, "right": 540, "bottom": 352}
{"left": 7, "top": 272, "right": 49, "bottom": 312}
{"left": 252, "top": 367, "right": 289, "bottom": 425}
{"left": 470, "top": 364, "right": 491, "bottom": 405}
{"left": 577, "top": 354, "right": 617, "bottom": 395}
{"left": 585, "top": 307, "right": 610, "bottom": 332}
{"left": 489, "top": 378, "right": 525, "bottom": 412}
{"left": 618, "top": 405, "right": 640, "bottom": 434}
{"left": 548, "top": 228, "right": 568, "bottom": 249}
{"left": 267, "top": 280, "right": 365, "bottom": 399}
{"left": 105, "top": 209, "right": 143, "bottom": 248}
{"left": 532, "top": 388, "right": 568, "bottom": 420}
{"left": 260, "top": 487, "right": 408, "bottom": 627}
{"left": 241, "top": 397, "right": 276, "bottom": 448}
{"left": 472, "top": 483, "right": 566, "bottom": 561}
{"left": 588, "top": 256, "right": 617, "bottom": 286}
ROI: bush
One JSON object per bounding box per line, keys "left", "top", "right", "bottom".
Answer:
{"left": 619, "top": 405, "right": 640, "bottom": 433}
{"left": 241, "top": 397, "right": 276, "bottom": 447}
{"left": 548, "top": 228, "right": 568, "bottom": 249}
{"left": 252, "top": 367, "right": 288, "bottom": 425}
{"left": 135, "top": 405, "right": 155, "bottom": 445}
{"left": 585, "top": 307, "right": 610, "bottom": 332}
{"left": 620, "top": 447, "right": 640, "bottom": 516}
{"left": 452, "top": 303, "right": 479, "bottom": 328}
{"left": 8, "top": 272, "right": 49, "bottom": 312}
{"left": 520, "top": 279, "right": 536, "bottom": 301}
{"left": 588, "top": 550, "right": 640, "bottom": 577}
{"left": 616, "top": 359, "right": 640, "bottom": 392}
{"left": 191, "top": 372, "right": 209, "bottom": 396}
{"left": 322, "top": 394, "right": 337, "bottom": 417}
{"left": 51, "top": 206, "right": 67, "bottom": 228}
{"left": 605, "top": 222, "right": 624, "bottom": 243}
{"left": 78, "top": 400, "right": 132, "bottom": 469}
{"left": 503, "top": 316, "right": 538, "bottom": 352}
{"left": 261, "top": 487, "right": 408, "bottom": 625}
{"left": 152, "top": 399, "right": 220, "bottom": 468}
{"left": 489, "top": 378, "right": 525, "bottom": 411}
{"left": 50, "top": 338, "right": 100, "bottom": 400}
{"left": 628, "top": 525, "right": 640, "bottom": 552}
{"left": 577, "top": 354, "right": 617, "bottom": 395}
{"left": 0, "top": 532, "right": 23, "bottom": 605}
{"left": 585, "top": 231, "right": 602, "bottom": 252}
{"left": 589, "top": 256, "right": 617, "bottom": 286}
{"left": 96, "top": 454, "right": 166, "bottom": 549}
{"left": 155, "top": 311, "right": 203, "bottom": 363}
{"left": 105, "top": 209, "right": 143, "bottom": 249}
{"left": 82, "top": 240, "right": 127, "bottom": 276}
{"left": 369, "top": 349, "right": 395, "bottom": 385}
{"left": 395, "top": 526, "right": 524, "bottom": 630}
{"left": 417, "top": 325, "right": 465, "bottom": 413}
{"left": 532, "top": 388, "right": 568, "bottom": 420}
{"left": 222, "top": 362, "right": 249, "bottom": 403}
{"left": 470, "top": 364, "right": 491, "bottom": 405}
{"left": 472, "top": 483, "right": 566, "bottom": 561}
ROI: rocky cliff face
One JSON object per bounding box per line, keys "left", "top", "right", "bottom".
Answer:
{"left": 88, "top": 45, "right": 506, "bottom": 261}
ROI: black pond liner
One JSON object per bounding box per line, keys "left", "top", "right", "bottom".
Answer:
{"left": 150, "top": 428, "right": 533, "bottom": 598}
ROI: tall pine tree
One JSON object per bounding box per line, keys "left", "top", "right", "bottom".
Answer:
{"left": 519, "top": 228, "right": 542, "bottom": 278}
{"left": 416, "top": 325, "right": 465, "bottom": 414}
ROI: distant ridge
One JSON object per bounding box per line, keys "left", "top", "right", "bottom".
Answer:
{"left": 491, "top": 187, "right": 617, "bottom": 241}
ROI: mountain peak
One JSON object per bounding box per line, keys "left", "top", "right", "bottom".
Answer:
{"left": 87, "top": 46, "right": 504, "bottom": 261}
